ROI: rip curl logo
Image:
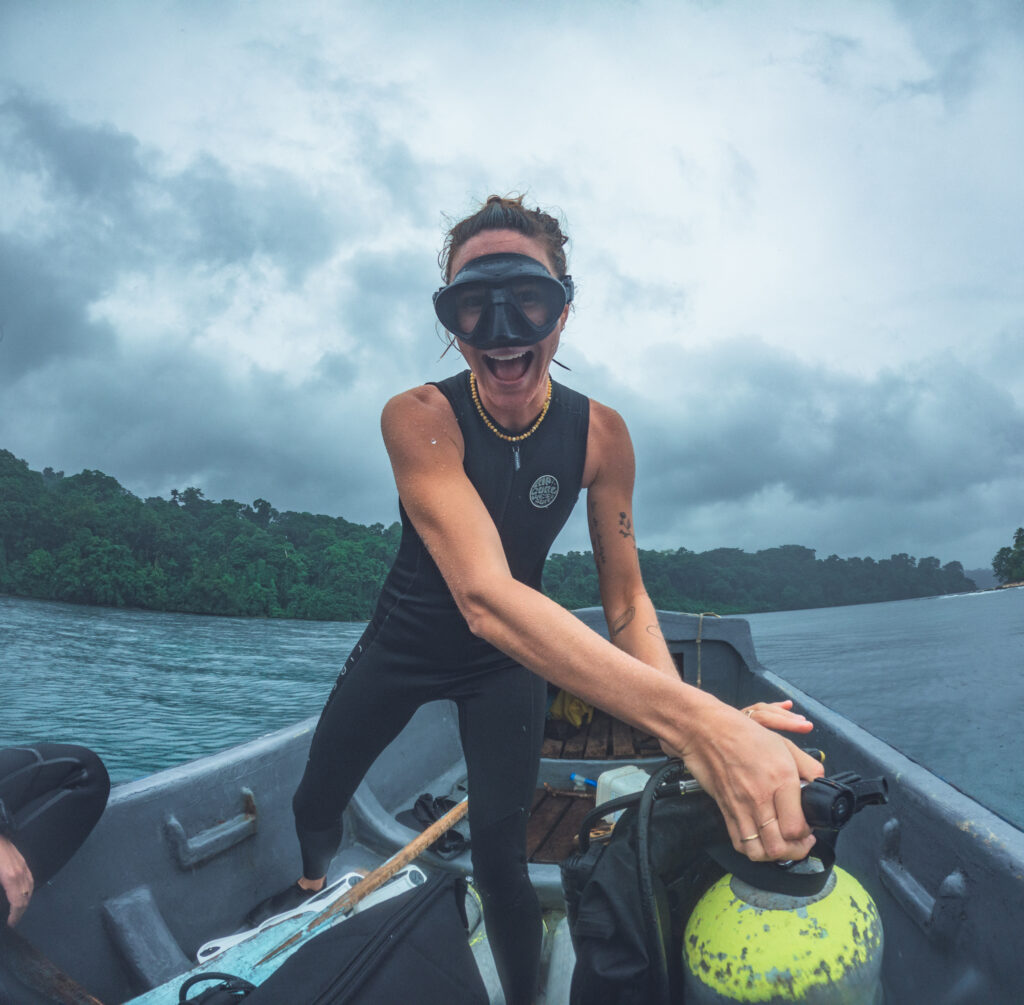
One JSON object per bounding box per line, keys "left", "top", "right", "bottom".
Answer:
{"left": 529, "top": 475, "right": 559, "bottom": 509}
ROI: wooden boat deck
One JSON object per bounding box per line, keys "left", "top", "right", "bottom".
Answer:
{"left": 526, "top": 787, "right": 596, "bottom": 864}
{"left": 539, "top": 708, "right": 662, "bottom": 761}
{"left": 528, "top": 710, "right": 661, "bottom": 864}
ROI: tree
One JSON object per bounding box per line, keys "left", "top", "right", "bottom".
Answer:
{"left": 248, "top": 498, "right": 278, "bottom": 530}
{"left": 0, "top": 448, "right": 982, "bottom": 620}
{"left": 993, "top": 528, "right": 1024, "bottom": 585}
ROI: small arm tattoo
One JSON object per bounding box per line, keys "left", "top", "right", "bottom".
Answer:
{"left": 611, "top": 606, "right": 636, "bottom": 636}
{"left": 618, "top": 512, "right": 634, "bottom": 541}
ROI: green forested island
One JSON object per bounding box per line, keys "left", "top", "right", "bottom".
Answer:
{"left": 1, "top": 449, "right": 980, "bottom": 620}
{"left": 992, "top": 528, "right": 1024, "bottom": 586}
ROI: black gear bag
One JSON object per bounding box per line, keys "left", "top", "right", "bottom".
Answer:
{"left": 179, "top": 871, "right": 488, "bottom": 1005}
{"left": 560, "top": 762, "right": 724, "bottom": 1005}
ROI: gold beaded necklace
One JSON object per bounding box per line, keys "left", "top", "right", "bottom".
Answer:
{"left": 469, "top": 371, "right": 552, "bottom": 471}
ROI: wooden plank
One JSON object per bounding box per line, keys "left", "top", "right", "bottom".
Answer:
{"left": 540, "top": 736, "right": 565, "bottom": 759}
{"left": 0, "top": 928, "right": 106, "bottom": 1004}
{"left": 584, "top": 713, "right": 611, "bottom": 759}
{"left": 529, "top": 795, "right": 596, "bottom": 864}
{"left": 542, "top": 714, "right": 660, "bottom": 761}
{"left": 611, "top": 716, "right": 636, "bottom": 759}
{"left": 525, "top": 790, "right": 572, "bottom": 860}
{"left": 562, "top": 720, "right": 590, "bottom": 759}
{"left": 554, "top": 797, "right": 597, "bottom": 860}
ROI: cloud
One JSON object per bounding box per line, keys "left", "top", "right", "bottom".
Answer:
{"left": 2, "top": 91, "right": 145, "bottom": 207}
{"left": 161, "top": 158, "right": 339, "bottom": 280}
{"left": 597, "top": 337, "right": 1024, "bottom": 564}
{"left": 0, "top": 233, "right": 117, "bottom": 382}
{"left": 892, "top": 0, "right": 1024, "bottom": 108}
{"left": 0, "top": 91, "right": 341, "bottom": 370}
{"left": 0, "top": 86, "right": 397, "bottom": 521}
{"left": 1, "top": 0, "right": 1022, "bottom": 571}
{"left": 3, "top": 337, "right": 397, "bottom": 522}
{"left": 628, "top": 337, "right": 1023, "bottom": 500}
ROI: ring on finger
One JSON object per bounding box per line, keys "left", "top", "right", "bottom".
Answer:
{"left": 740, "top": 833, "right": 760, "bottom": 842}
{"left": 744, "top": 709, "right": 754, "bottom": 718}
{"left": 758, "top": 817, "right": 777, "bottom": 829}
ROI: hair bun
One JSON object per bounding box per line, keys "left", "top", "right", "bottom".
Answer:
{"left": 440, "top": 194, "right": 570, "bottom": 281}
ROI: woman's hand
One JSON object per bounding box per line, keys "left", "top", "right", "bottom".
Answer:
{"left": 666, "top": 703, "right": 825, "bottom": 864}
{"left": 0, "top": 834, "right": 33, "bottom": 926}
{"left": 741, "top": 699, "right": 814, "bottom": 734}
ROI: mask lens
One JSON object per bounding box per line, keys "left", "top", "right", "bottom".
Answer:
{"left": 453, "top": 283, "right": 488, "bottom": 336}
{"left": 510, "top": 278, "right": 562, "bottom": 331}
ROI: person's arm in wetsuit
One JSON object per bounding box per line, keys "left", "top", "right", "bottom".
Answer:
{"left": 382, "top": 387, "right": 823, "bottom": 863}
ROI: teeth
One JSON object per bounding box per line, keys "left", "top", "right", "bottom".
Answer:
{"left": 485, "top": 350, "right": 527, "bottom": 360}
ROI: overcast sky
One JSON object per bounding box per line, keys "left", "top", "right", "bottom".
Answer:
{"left": 1, "top": 0, "right": 1021, "bottom": 571}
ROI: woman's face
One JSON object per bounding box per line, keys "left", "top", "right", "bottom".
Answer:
{"left": 447, "top": 229, "right": 568, "bottom": 416}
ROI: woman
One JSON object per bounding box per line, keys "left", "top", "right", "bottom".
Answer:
{"left": 271, "top": 196, "right": 822, "bottom": 1004}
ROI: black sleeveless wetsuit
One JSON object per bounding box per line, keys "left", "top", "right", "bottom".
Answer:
{"left": 292, "top": 371, "right": 589, "bottom": 1004}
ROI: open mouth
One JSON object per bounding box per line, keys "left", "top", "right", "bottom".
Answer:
{"left": 484, "top": 349, "right": 533, "bottom": 382}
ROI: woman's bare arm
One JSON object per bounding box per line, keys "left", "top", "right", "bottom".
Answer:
{"left": 583, "top": 402, "right": 679, "bottom": 679}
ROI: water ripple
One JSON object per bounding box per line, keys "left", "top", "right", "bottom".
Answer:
{"left": 0, "top": 597, "right": 365, "bottom": 783}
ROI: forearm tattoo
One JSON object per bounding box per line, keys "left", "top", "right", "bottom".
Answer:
{"left": 618, "top": 512, "right": 634, "bottom": 542}
{"left": 611, "top": 606, "right": 636, "bottom": 637}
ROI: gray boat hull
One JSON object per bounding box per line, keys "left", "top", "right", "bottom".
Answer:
{"left": 14, "top": 611, "right": 1024, "bottom": 1003}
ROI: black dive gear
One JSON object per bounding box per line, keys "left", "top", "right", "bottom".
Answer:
{"left": 562, "top": 760, "right": 889, "bottom": 1005}
{"left": 433, "top": 253, "right": 574, "bottom": 350}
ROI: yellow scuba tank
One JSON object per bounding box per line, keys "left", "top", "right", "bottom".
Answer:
{"left": 683, "top": 861, "right": 884, "bottom": 1003}
{"left": 562, "top": 761, "right": 888, "bottom": 1005}
{"left": 682, "top": 770, "right": 888, "bottom": 1004}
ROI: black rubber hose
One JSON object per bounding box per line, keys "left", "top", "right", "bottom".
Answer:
{"left": 637, "top": 760, "right": 681, "bottom": 1005}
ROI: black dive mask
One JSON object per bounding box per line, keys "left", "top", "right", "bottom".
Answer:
{"left": 433, "top": 253, "right": 574, "bottom": 351}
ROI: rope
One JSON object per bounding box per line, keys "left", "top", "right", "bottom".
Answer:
{"left": 693, "top": 612, "right": 721, "bottom": 689}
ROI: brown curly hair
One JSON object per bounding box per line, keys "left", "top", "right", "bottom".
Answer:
{"left": 440, "top": 194, "right": 569, "bottom": 281}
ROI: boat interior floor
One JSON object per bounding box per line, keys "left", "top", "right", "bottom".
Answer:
{"left": 540, "top": 708, "right": 661, "bottom": 761}
{"left": 526, "top": 786, "right": 596, "bottom": 865}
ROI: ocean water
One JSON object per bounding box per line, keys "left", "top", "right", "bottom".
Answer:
{"left": 1, "top": 589, "right": 1021, "bottom": 828}
{"left": 0, "top": 596, "right": 366, "bottom": 781}
{"left": 745, "top": 587, "right": 1024, "bottom": 830}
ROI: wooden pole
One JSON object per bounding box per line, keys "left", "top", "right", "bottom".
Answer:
{"left": 258, "top": 797, "right": 469, "bottom": 965}
{"left": 0, "top": 927, "right": 106, "bottom": 1005}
